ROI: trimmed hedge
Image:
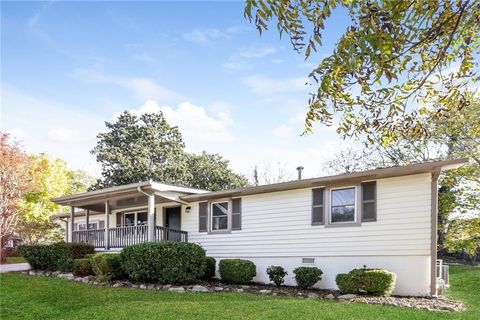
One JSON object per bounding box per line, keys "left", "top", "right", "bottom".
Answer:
{"left": 120, "top": 241, "right": 206, "bottom": 284}
{"left": 73, "top": 258, "right": 94, "bottom": 277}
{"left": 293, "top": 267, "right": 323, "bottom": 289}
{"left": 218, "top": 259, "right": 256, "bottom": 284}
{"left": 18, "top": 242, "right": 94, "bottom": 272}
{"left": 202, "top": 257, "right": 216, "bottom": 280}
{"left": 91, "top": 254, "right": 124, "bottom": 281}
{"left": 336, "top": 268, "right": 396, "bottom": 296}
{"left": 266, "top": 265, "right": 288, "bottom": 287}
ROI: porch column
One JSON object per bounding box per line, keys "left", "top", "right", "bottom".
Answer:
{"left": 86, "top": 209, "right": 90, "bottom": 230}
{"left": 104, "top": 201, "right": 110, "bottom": 250}
{"left": 70, "top": 206, "right": 74, "bottom": 242}
{"left": 147, "top": 194, "right": 155, "bottom": 242}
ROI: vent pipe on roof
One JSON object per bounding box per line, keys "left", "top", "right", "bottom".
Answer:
{"left": 296, "top": 166, "right": 304, "bottom": 180}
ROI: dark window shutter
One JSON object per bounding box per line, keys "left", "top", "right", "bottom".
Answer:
{"left": 74, "top": 223, "right": 78, "bottom": 231}
{"left": 312, "top": 188, "right": 325, "bottom": 225}
{"left": 199, "top": 202, "right": 208, "bottom": 232}
{"left": 116, "top": 212, "right": 122, "bottom": 227}
{"left": 232, "top": 198, "right": 242, "bottom": 230}
{"left": 361, "top": 181, "right": 377, "bottom": 222}
{"left": 99, "top": 220, "right": 105, "bottom": 229}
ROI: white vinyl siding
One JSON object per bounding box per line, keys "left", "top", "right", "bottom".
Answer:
{"left": 182, "top": 173, "right": 432, "bottom": 257}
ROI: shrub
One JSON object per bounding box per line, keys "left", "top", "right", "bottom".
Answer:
{"left": 336, "top": 268, "right": 396, "bottom": 296}
{"left": 18, "top": 242, "right": 94, "bottom": 271}
{"left": 202, "top": 257, "right": 216, "bottom": 280}
{"left": 91, "top": 254, "right": 124, "bottom": 281}
{"left": 120, "top": 241, "right": 206, "bottom": 284}
{"left": 218, "top": 259, "right": 256, "bottom": 284}
{"left": 19, "top": 244, "right": 58, "bottom": 270}
{"left": 73, "top": 258, "right": 94, "bottom": 277}
{"left": 266, "top": 265, "right": 288, "bottom": 287}
{"left": 293, "top": 267, "right": 323, "bottom": 289}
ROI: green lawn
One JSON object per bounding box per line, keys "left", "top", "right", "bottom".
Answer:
{"left": 5, "top": 256, "right": 26, "bottom": 264}
{"left": 0, "top": 265, "right": 478, "bottom": 320}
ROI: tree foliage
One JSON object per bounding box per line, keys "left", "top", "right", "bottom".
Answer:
{"left": 17, "top": 154, "right": 90, "bottom": 244}
{"left": 0, "top": 133, "right": 32, "bottom": 260}
{"left": 91, "top": 111, "right": 248, "bottom": 191}
{"left": 245, "top": 0, "right": 480, "bottom": 141}
{"left": 91, "top": 111, "right": 185, "bottom": 189}
{"left": 445, "top": 217, "right": 480, "bottom": 261}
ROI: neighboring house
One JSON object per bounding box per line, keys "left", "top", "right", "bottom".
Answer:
{"left": 52, "top": 159, "right": 467, "bottom": 296}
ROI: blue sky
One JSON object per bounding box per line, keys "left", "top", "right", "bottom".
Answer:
{"left": 1, "top": 1, "right": 353, "bottom": 180}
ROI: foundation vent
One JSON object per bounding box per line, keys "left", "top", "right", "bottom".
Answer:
{"left": 302, "top": 258, "right": 315, "bottom": 264}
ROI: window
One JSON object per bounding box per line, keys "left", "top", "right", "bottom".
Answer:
{"left": 361, "top": 181, "right": 377, "bottom": 222}
{"left": 77, "top": 222, "right": 98, "bottom": 230}
{"left": 124, "top": 213, "right": 135, "bottom": 227}
{"left": 311, "top": 188, "right": 325, "bottom": 225}
{"left": 211, "top": 202, "right": 229, "bottom": 231}
{"left": 123, "top": 211, "right": 148, "bottom": 227}
{"left": 330, "top": 187, "right": 356, "bottom": 223}
{"left": 137, "top": 212, "right": 148, "bottom": 226}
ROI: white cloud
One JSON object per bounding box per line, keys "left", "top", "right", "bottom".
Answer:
{"left": 117, "top": 100, "right": 235, "bottom": 144}
{"left": 183, "top": 25, "right": 247, "bottom": 46}
{"left": 47, "top": 128, "right": 82, "bottom": 142}
{"left": 71, "top": 68, "right": 178, "bottom": 102}
{"left": 2, "top": 87, "right": 103, "bottom": 176}
{"left": 242, "top": 74, "right": 308, "bottom": 95}
{"left": 182, "top": 28, "right": 229, "bottom": 46}
{"left": 272, "top": 124, "right": 292, "bottom": 138}
{"left": 223, "top": 46, "right": 276, "bottom": 70}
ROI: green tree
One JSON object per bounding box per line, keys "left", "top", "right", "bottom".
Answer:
{"left": 0, "top": 133, "right": 32, "bottom": 262}
{"left": 445, "top": 217, "right": 480, "bottom": 262}
{"left": 91, "top": 111, "right": 185, "bottom": 189}
{"left": 183, "top": 152, "right": 248, "bottom": 191}
{"left": 245, "top": 0, "right": 479, "bottom": 141}
{"left": 92, "top": 111, "right": 248, "bottom": 191}
{"left": 17, "top": 154, "right": 90, "bottom": 244}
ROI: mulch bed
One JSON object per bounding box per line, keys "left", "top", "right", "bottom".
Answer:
{"left": 23, "top": 270, "right": 465, "bottom": 312}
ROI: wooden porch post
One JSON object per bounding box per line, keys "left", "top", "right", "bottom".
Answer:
{"left": 70, "top": 206, "right": 75, "bottom": 243}
{"left": 104, "top": 201, "right": 110, "bottom": 250}
{"left": 86, "top": 209, "right": 90, "bottom": 230}
{"left": 147, "top": 194, "right": 155, "bottom": 242}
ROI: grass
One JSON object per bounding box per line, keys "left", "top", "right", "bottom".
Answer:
{"left": 4, "top": 256, "right": 26, "bottom": 264}
{"left": 0, "top": 265, "right": 478, "bottom": 320}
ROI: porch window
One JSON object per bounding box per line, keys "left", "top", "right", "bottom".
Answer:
{"left": 77, "top": 222, "right": 98, "bottom": 230}
{"left": 330, "top": 187, "right": 356, "bottom": 223}
{"left": 123, "top": 211, "right": 148, "bottom": 227}
{"left": 211, "top": 202, "right": 228, "bottom": 231}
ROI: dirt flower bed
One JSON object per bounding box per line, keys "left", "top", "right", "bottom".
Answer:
{"left": 24, "top": 270, "right": 464, "bottom": 312}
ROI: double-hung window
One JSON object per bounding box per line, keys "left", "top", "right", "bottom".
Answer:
{"left": 124, "top": 211, "right": 148, "bottom": 227}
{"left": 330, "top": 187, "right": 356, "bottom": 223}
{"left": 77, "top": 222, "right": 98, "bottom": 230}
{"left": 211, "top": 202, "right": 229, "bottom": 231}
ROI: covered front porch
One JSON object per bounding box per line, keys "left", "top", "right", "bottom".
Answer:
{"left": 53, "top": 181, "right": 206, "bottom": 250}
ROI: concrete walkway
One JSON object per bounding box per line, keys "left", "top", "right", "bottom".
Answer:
{"left": 0, "top": 263, "right": 30, "bottom": 273}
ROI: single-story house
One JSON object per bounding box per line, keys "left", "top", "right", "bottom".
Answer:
{"left": 52, "top": 158, "right": 467, "bottom": 296}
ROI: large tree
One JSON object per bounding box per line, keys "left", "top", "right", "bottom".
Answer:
{"left": 91, "top": 111, "right": 248, "bottom": 191}
{"left": 245, "top": 0, "right": 479, "bottom": 141}
{"left": 17, "top": 154, "right": 90, "bottom": 244}
{"left": 0, "top": 133, "right": 32, "bottom": 261}
{"left": 91, "top": 111, "right": 185, "bottom": 189}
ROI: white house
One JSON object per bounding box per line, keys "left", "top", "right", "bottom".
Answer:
{"left": 52, "top": 158, "right": 467, "bottom": 296}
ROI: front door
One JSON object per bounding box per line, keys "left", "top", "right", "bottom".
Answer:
{"left": 165, "top": 207, "right": 181, "bottom": 230}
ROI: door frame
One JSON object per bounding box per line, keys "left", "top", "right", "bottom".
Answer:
{"left": 163, "top": 205, "right": 182, "bottom": 230}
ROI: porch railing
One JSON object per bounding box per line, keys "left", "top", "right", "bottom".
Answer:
{"left": 72, "top": 229, "right": 105, "bottom": 248}
{"left": 109, "top": 225, "right": 148, "bottom": 248}
{"left": 72, "top": 225, "right": 188, "bottom": 248}
{"left": 155, "top": 226, "right": 188, "bottom": 242}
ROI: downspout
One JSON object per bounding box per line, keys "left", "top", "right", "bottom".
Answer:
{"left": 431, "top": 169, "right": 441, "bottom": 296}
